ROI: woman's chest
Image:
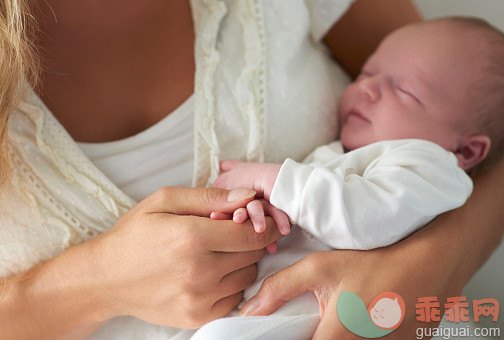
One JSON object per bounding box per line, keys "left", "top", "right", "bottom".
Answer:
{"left": 35, "top": 0, "right": 195, "bottom": 142}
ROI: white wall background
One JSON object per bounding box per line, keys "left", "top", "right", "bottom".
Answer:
{"left": 411, "top": 1, "right": 504, "bottom": 336}
{"left": 413, "top": 0, "right": 504, "bottom": 31}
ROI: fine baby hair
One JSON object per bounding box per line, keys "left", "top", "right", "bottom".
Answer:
{"left": 434, "top": 17, "right": 504, "bottom": 174}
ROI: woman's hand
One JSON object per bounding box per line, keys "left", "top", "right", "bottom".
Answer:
{"left": 240, "top": 213, "right": 468, "bottom": 339}
{"left": 0, "top": 186, "right": 284, "bottom": 339}
{"left": 85, "top": 186, "right": 284, "bottom": 329}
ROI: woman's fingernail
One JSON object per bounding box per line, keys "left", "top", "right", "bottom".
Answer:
{"left": 240, "top": 296, "right": 261, "bottom": 316}
{"left": 228, "top": 188, "right": 256, "bottom": 202}
{"left": 240, "top": 295, "right": 261, "bottom": 316}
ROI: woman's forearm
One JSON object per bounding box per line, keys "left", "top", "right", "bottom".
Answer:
{"left": 451, "top": 159, "right": 504, "bottom": 283}
{"left": 0, "top": 187, "right": 282, "bottom": 338}
{"left": 324, "top": 0, "right": 422, "bottom": 78}
{"left": 405, "top": 158, "right": 504, "bottom": 286}
{"left": 0, "top": 240, "right": 113, "bottom": 339}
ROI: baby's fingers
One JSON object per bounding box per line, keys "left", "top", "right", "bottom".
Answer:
{"left": 266, "top": 242, "right": 277, "bottom": 254}
{"left": 263, "top": 202, "right": 290, "bottom": 236}
{"left": 212, "top": 208, "right": 250, "bottom": 224}
{"left": 233, "top": 208, "right": 249, "bottom": 223}
{"left": 247, "top": 200, "right": 267, "bottom": 233}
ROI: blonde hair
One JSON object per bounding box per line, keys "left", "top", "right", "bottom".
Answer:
{"left": 0, "top": 0, "right": 39, "bottom": 183}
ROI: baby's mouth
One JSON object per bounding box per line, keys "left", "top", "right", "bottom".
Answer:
{"left": 347, "top": 109, "right": 371, "bottom": 123}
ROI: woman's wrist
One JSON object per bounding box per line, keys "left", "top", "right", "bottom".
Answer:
{"left": 0, "top": 239, "right": 115, "bottom": 339}
{"left": 451, "top": 160, "right": 504, "bottom": 284}
{"left": 43, "top": 237, "right": 118, "bottom": 322}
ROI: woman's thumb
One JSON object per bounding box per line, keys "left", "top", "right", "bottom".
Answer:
{"left": 143, "top": 187, "right": 256, "bottom": 216}
{"left": 239, "top": 259, "right": 315, "bottom": 317}
{"left": 193, "top": 187, "right": 257, "bottom": 215}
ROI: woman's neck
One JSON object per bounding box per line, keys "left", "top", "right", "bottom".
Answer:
{"left": 34, "top": 0, "right": 195, "bottom": 142}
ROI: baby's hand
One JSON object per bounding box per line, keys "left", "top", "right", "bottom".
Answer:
{"left": 212, "top": 160, "right": 281, "bottom": 200}
{"left": 211, "top": 199, "right": 291, "bottom": 254}
{"left": 212, "top": 160, "right": 287, "bottom": 254}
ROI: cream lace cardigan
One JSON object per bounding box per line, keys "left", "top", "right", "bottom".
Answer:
{"left": 0, "top": 0, "right": 352, "bottom": 281}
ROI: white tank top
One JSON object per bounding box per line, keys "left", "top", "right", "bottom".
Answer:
{"left": 77, "top": 95, "right": 194, "bottom": 202}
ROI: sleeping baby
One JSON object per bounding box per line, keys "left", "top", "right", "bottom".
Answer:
{"left": 205, "top": 16, "right": 504, "bottom": 337}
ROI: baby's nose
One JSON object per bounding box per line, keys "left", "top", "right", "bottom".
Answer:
{"left": 359, "top": 77, "right": 381, "bottom": 102}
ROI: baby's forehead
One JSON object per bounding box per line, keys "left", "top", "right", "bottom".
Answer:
{"left": 388, "top": 21, "right": 473, "bottom": 49}
{"left": 395, "top": 19, "right": 500, "bottom": 57}
{"left": 378, "top": 21, "right": 490, "bottom": 78}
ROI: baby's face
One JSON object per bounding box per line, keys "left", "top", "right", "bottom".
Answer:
{"left": 339, "top": 21, "right": 485, "bottom": 152}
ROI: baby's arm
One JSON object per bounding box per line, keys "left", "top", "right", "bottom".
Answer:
{"left": 271, "top": 139, "right": 473, "bottom": 249}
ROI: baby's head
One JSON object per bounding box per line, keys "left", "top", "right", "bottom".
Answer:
{"left": 339, "top": 17, "right": 504, "bottom": 172}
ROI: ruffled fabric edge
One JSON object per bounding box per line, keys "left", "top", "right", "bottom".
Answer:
{"left": 191, "top": 0, "right": 267, "bottom": 188}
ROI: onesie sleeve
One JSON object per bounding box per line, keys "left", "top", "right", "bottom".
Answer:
{"left": 270, "top": 139, "right": 473, "bottom": 250}
{"left": 304, "top": 0, "right": 356, "bottom": 41}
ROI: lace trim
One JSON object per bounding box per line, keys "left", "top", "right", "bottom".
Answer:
{"left": 238, "top": 0, "right": 267, "bottom": 163}
{"left": 192, "top": 0, "right": 267, "bottom": 187}
{"left": 8, "top": 147, "right": 101, "bottom": 241}
{"left": 21, "top": 89, "right": 136, "bottom": 215}
{"left": 192, "top": 0, "right": 228, "bottom": 188}
{"left": 0, "top": 88, "right": 137, "bottom": 277}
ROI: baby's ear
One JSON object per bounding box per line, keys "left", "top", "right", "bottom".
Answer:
{"left": 454, "top": 135, "right": 491, "bottom": 171}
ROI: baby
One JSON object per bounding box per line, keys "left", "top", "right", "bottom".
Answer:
{"left": 210, "top": 17, "right": 504, "bottom": 317}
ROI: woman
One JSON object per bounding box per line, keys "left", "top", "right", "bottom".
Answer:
{"left": 0, "top": 1, "right": 502, "bottom": 339}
